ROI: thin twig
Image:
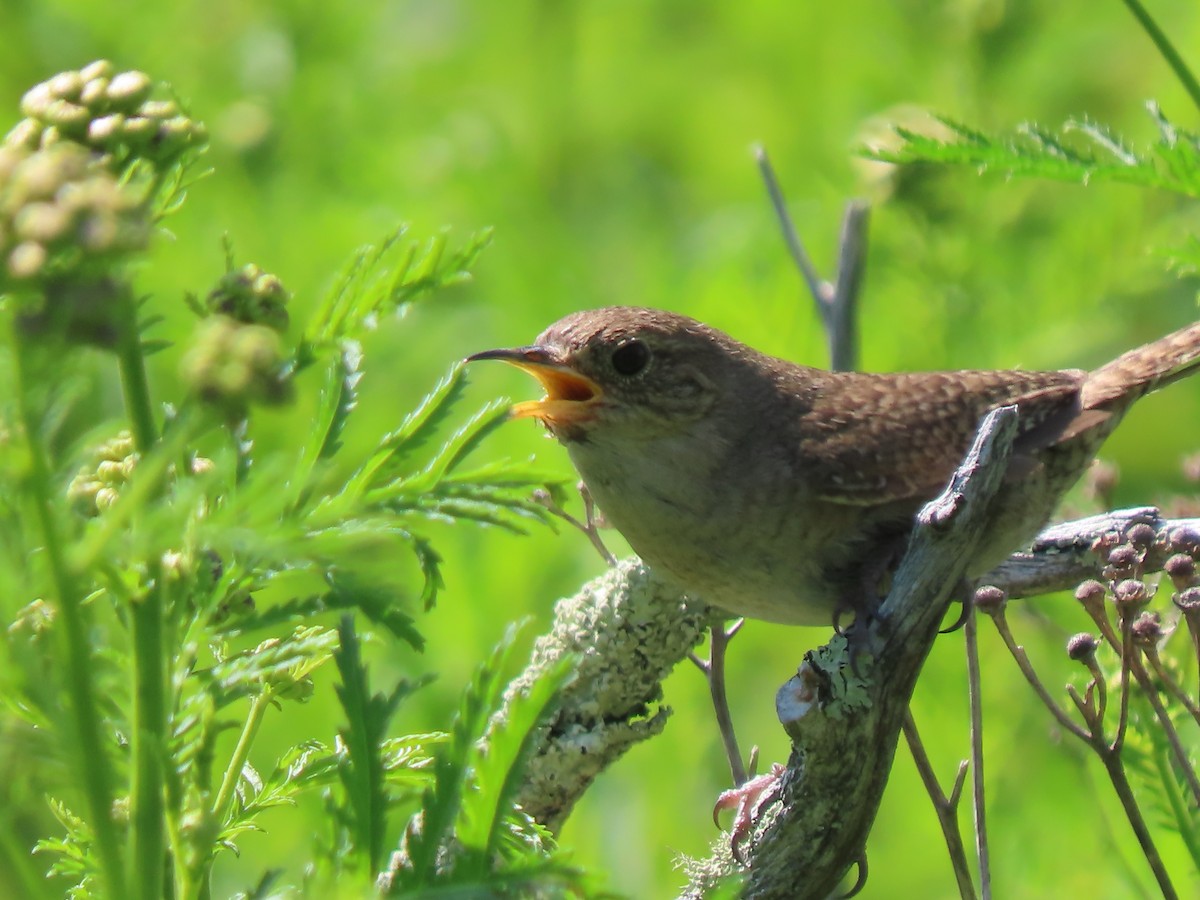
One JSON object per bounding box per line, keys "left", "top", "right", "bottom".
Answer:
{"left": 1096, "top": 747, "right": 1180, "bottom": 900}
{"left": 690, "top": 619, "right": 749, "bottom": 786}
{"left": 1090, "top": 605, "right": 1200, "bottom": 804}
{"left": 754, "top": 145, "right": 868, "bottom": 372}
{"left": 1113, "top": 617, "right": 1134, "bottom": 753}
{"left": 829, "top": 201, "right": 870, "bottom": 372}
{"left": 987, "top": 609, "right": 1091, "bottom": 740}
{"left": 1143, "top": 645, "right": 1200, "bottom": 726}
{"left": 963, "top": 606, "right": 990, "bottom": 900}
{"left": 901, "top": 712, "right": 978, "bottom": 900}
{"left": 993, "top": 603, "right": 1181, "bottom": 898}
{"left": 755, "top": 145, "right": 830, "bottom": 307}
{"left": 533, "top": 484, "right": 616, "bottom": 566}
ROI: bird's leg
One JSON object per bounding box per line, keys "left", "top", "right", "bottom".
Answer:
{"left": 835, "top": 532, "right": 911, "bottom": 668}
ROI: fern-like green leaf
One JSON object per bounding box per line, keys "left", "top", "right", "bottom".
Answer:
{"left": 332, "top": 616, "right": 429, "bottom": 877}
{"left": 870, "top": 104, "right": 1200, "bottom": 198}
{"left": 456, "top": 651, "right": 574, "bottom": 863}
{"left": 401, "top": 623, "right": 521, "bottom": 886}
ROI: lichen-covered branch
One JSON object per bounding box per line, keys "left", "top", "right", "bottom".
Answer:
{"left": 497, "top": 558, "right": 712, "bottom": 832}
{"left": 984, "top": 506, "right": 1200, "bottom": 597}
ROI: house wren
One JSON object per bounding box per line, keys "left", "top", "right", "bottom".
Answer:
{"left": 469, "top": 307, "right": 1200, "bottom": 625}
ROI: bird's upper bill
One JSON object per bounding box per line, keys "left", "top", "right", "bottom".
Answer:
{"left": 466, "top": 346, "right": 602, "bottom": 426}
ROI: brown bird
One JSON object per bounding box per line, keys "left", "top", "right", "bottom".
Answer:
{"left": 469, "top": 307, "right": 1200, "bottom": 625}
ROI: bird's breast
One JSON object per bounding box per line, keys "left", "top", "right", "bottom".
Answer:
{"left": 565, "top": 432, "right": 863, "bottom": 625}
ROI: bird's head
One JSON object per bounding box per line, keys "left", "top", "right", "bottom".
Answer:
{"left": 467, "top": 307, "right": 750, "bottom": 443}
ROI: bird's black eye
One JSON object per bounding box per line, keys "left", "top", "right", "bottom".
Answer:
{"left": 611, "top": 339, "right": 651, "bottom": 376}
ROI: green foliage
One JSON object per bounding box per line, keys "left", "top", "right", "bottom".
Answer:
{"left": 1122, "top": 695, "right": 1200, "bottom": 872}
{"left": 0, "top": 63, "right": 586, "bottom": 900}
{"left": 870, "top": 103, "right": 1200, "bottom": 199}
{"left": 4, "top": 4, "right": 1200, "bottom": 898}
{"left": 384, "top": 622, "right": 585, "bottom": 896}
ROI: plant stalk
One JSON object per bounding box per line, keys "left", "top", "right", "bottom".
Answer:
{"left": 129, "top": 575, "right": 168, "bottom": 900}
{"left": 12, "top": 335, "right": 128, "bottom": 898}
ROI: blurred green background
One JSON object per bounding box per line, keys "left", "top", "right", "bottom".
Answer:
{"left": 3, "top": 1, "right": 1200, "bottom": 897}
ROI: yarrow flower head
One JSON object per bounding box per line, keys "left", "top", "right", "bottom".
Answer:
{"left": 181, "top": 315, "right": 294, "bottom": 417}
{"left": 6, "top": 60, "right": 207, "bottom": 176}
{"left": 67, "top": 430, "right": 139, "bottom": 516}
{"left": 0, "top": 142, "right": 149, "bottom": 345}
{"left": 203, "top": 263, "right": 290, "bottom": 332}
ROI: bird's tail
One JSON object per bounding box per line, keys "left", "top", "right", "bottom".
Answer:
{"left": 1083, "top": 319, "right": 1200, "bottom": 411}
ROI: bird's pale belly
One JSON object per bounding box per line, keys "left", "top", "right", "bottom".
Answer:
{"left": 571, "top": 442, "right": 869, "bottom": 625}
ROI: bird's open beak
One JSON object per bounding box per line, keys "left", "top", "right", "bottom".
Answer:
{"left": 466, "top": 346, "right": 603, "bottom": 425}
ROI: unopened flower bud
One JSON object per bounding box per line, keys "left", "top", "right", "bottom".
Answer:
{"left": 80, "top": 60, "right": 115, "bottom": 83}
{"left": 106, "top": 70, "right": 153, "bottom": 108}
{"left": 181, "top": 315, "right": 293, "bottom": 416}
{"left": 205, "top": 263, "right": 290, "bottom": 331}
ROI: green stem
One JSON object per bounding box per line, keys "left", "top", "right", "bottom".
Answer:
{"left": 113, "top": 286, "right": 168, "bottom": 897}
{"left": 183, "top": 689, "right": 272, "bottom": 900}
{"left": 115, "top": 289, "right": 158, "bottom": 453}
{"left": 11, "top": 337, "right": 128, "bottom": 898}
{"left": 212, "top": 690, "right": 272, "bottom": 822}
{"left": 0, "top": 811, "right": 47, "bottom": 900}
{"left": 1121, "top": 0, "right": 1200, "bottom": 116}
{"left": 129, "top": 574, "right": 167, "bottom": 900}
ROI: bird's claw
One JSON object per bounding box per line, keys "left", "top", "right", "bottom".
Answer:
{"left": 712, "top": 763, "right": 786, "bottom": 865}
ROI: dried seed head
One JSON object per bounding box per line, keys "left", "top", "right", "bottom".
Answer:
{"left": 1130, "top": 611, "right": 1164, "bottom": 647}
{"left": 1075, "top": 579, "right": 1107, "bottom": 614}
{"left": 1165, "top": 553, "right": 1197, "bottom": 590}
{"left": 1183, "top": 452, "right": 1200, "bottom": 483}
{"left": 1125, "top": 523, "right": 1157, "bottom": 551}
{"left": 973, "top": 585, "right": 1006, "bottom": 616}
{"left": 1066, "top": 632, "right": 1099, "bottom": 663}
{"left": 1168, "top": 526, "right": 1200, "bottom": 556}
{"left": 1090, "top": 532, "right": 1119, "bottom": 559}
{"left": 1086, "top": 459, "right": 1120, "bottom": 499}
{"left": 1107, "top": 544, "right": 1140, "bottom": 568}
{"left": 1111, "top": 579, "right": 1150, "bottom": 615}
{"left": 1175, "top": 586, "right": 1200, "bottom": 615}
{"left": 1103, "top": 543, "right": 1142, "bottom": 582}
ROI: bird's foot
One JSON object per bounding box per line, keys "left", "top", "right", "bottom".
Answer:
{"left": 713, "top": 762, "right": 785, "bottom": 865}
